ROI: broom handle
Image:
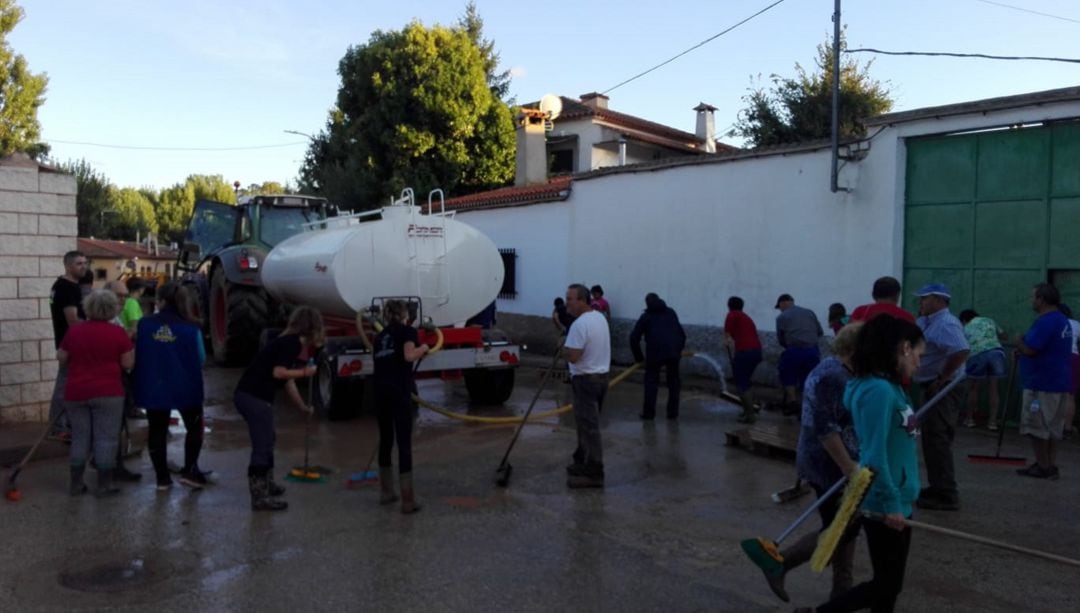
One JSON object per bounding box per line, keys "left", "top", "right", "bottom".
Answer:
{"left": 496, "top": 339, "right": 565, "bottom": 469}
{"left": 993, "top": 353, "right": 1018, "bottom": 455}
{"left": 863, "top": 512, "right": 1080, "bottom": 569}
{"left": 776, "top": 475, "right": 848, "bottom": 543}
{"left": 775, "top": 373, "right": 966, "bottom": 544}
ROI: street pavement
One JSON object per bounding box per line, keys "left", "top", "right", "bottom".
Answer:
{"left": 1, "top": 361, "right": 1078, "bottom": 612}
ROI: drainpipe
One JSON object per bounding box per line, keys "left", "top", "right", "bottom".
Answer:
{"left": 830, "top": 0, "right": 843, "bottom": 193}
{"left": 618, "top": 137, "right": 627, "bottom": 166}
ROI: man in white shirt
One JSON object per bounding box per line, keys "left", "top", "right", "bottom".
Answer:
{"left": 563, "top": 283, "right": 611, "bottom": 488}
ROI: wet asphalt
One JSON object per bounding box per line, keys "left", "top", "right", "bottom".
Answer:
{"left": 1, "top": 361, "right": 1079, "bottom": 612}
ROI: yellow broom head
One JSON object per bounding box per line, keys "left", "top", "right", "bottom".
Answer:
{"left": 810, "top": 466, "right": 874, "bottom": 572}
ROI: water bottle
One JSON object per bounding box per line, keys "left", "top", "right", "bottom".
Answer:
{"left": 1030, "top": 398, "right": 1041, "bottom": 413}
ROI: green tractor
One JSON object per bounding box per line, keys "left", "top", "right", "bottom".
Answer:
{"left": 176, "top": 194, "right": 334, "bottom": 366}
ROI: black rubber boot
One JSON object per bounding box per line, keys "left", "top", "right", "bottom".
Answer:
{"left": 267, "top": 471, "right": 286, "bottom": 497}
{"left": 249, "top": 473, "right": 287, "bottom": 511}
{"left": 96, "top": 468, "right": 120, "bottom": 498}
{"left": 69, "top": 464, "right": 87, "bottom": 496}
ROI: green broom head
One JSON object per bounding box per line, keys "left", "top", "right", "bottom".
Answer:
{"left": 811, "top": 466, "right": 875, "bottom": 572}
{"left": 741, "top": 537, "right": 784, "bottom": 576}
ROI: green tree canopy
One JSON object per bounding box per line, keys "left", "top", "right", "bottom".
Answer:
{"left": 735, "top": 32, "right": 892, "bottom": 148}
{"left": 107, "top": 186, "right": 157, "bottom": 240}
{"left": 154, "top": 174, "right": 236, "bottom": 243}
{"left": 60, "top": 159, "right": 111, "bottom": 238}
{"left": 299, "top": 12, "right": 515, "bottom": 210}
{"left": 0, "top": 0, "right": 47, "bottom": 158}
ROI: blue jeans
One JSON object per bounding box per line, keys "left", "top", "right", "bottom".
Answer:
{"left": 779, "top": 346, "right": 821, "bottom": 388}
{"left": 235, "top": 391, "right": 276, "bottom": 470}
{"left": 732, "top": 349, "right": 762, "bottom": 393}
{"left": 67, "top": 396, "right": 124, "bottom": 470}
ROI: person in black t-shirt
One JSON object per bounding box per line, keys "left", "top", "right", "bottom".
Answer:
{"left": 373, "top": 300, "right": 429, "bottom": 514}
{"left": 47, "top": 250, "right": 88, "bottom": 439}
{"left": 233, "top": 306, "right": 325, "bottom": 512}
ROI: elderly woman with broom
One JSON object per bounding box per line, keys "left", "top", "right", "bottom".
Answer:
{"left": 796, "top": 314, "right": 926, "bottom": 613}
{"left": 751, "top": 322, "right": 863, "bottom": 603}
{"left": 233, "top": 306, "right": 324, "bottom": 512}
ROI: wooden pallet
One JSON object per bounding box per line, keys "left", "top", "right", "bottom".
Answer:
{"left": 725, "top": 422, "right": 800, "bottom": 458}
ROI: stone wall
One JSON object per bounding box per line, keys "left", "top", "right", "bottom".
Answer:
{"left": 496, "top": 311, "right": 834, "bottom": 389}
{"left": 0, "top": 156, "right": 77, "bottom": 423}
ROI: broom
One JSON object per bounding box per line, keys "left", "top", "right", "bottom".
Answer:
{"left": 288, "top": 359, "right": 327, "bottom": 483}
{"left": 741, "top": 471, "right": 867, "bottom": 577}
{"left": 810, "top": 374, "right": 970, "bottom": 571}
{"left": 968, "top": 353, "right": 1026, "bottom": 466}
{"left": 862, "top": 512, "right": 1080, "bottom": 568}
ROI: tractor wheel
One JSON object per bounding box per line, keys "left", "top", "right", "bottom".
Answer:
{"left": 312, "top": 358, "right": 365, "bottom": 421}
{"left": 209, "top": 266, "right": 269, "bottom": 366}
{"left": 464, "top": 368, "right": 516, "bottom": 405}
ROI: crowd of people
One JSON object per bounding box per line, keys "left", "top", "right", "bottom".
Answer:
{"left": 45, "top": 249, "right": 1078, "bottom": 607}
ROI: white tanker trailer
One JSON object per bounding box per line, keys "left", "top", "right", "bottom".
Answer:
{"left": 261, "top": 189, "right": 520, "bottom": 418}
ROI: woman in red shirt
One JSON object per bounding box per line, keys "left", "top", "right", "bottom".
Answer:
{"left": 58, "top": 289, "right": 134, "bottom": 497}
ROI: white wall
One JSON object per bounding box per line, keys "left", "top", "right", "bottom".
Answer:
{"left": 462, "top": 94, "right": 1080, "bottom": 332}
{"left": 457, "top": 200, "right": 571, "bottom": 317}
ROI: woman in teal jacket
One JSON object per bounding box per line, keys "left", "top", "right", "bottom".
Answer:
{"left": 807, "top": 315, "right": 925, "bottom": 613}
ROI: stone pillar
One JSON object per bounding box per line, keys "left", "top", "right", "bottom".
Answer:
{"left": 0, "top": 155, "right": 77, "bottom": 423}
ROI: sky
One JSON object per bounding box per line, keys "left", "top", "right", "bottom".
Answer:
{"left": 11, "top": 0, "right": 1080, "bottom": 192}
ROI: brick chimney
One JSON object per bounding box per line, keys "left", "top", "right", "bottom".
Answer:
{"left": 693, "top": 102, "right": 717, "bottom": 153}
{"left": 580, "top": 92, "right": 609, "bottom": 110}
{"left": 515, "top": 108, "right": 548, "bottom": 186}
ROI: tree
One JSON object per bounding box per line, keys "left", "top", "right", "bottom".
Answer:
{"left": 59, "top": 159, "right": 111, "bottom": 238}
{"left": 734, "top": 32, "right": 892, "bottom": 148}
{"left": 459, "top": 1, "right": 511, "bottom": 101}
{"left": 238, "top": 180, "right": 293, "bottom": 197}
{"left": 0, "top": 0, "right": 47, "bottom": 158}
{"left": 298, "top": 15, "right": 515, "bottom": 210}
{"left": 107, "top": 187, "right": 157, "bottom": 241}
{"left": 154, "top": 174, "right": 236, "bottom": 244}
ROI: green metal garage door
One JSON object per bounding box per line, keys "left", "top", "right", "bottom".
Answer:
{"left": 903, "top": 120, "right": 1080, "bottom": 337}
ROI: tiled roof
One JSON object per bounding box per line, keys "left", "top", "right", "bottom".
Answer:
{"left": 525, "top": 96, "right": 740, "bottom": 155}
{"left": 434, "top": 176, "right": 573, "bottom": 213}
{"left": 866, "top": 85, "right": 1080, "bottom": 127}
{"left": 78, "top": 238, "right": 178, "bottom": 261}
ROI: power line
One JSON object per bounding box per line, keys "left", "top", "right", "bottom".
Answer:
{"left": 974, "top": 0, "right": 1080, "bottom": 25}
{"left": 846, "top": 48, "right": 1080, "bottom": 64}
{"left": 46, "top": 139, "right": 308, "bottom": 151}
{"left": 601, "top": 0, "right": 788, "bottom": 95}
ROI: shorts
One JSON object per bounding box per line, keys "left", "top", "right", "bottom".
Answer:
{"left": 965, "top": 348, "right": 1007, "bottom": 379}
{"left": 1019, "top": 389, "right": 1068, "bottom": 441}
{"left": 779, "top": 345, "right": 821, "bottom": 389}
{"left": 732, "top": 349, "right": 762, "bottom": 393}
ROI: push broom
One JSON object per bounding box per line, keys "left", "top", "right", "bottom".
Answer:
{"left": 968, "top": 353, "right": 1026, "bottom": 466}
{"left": 742, "top": 374, "right": 967, "bottom": 576}
{"left": 288, "top": 360, "right": 331, "bottom": 483}
{"left": 494, "top": 340, "right": 564, "bottom": 487}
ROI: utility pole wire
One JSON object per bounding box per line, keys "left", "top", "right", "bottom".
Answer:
{"left": 601, "top": 0, "right": 788, "bottom": 95}
{"left": 846, "top": 48, "right": 1080, "bottom": 64}
{"left": 974, "top": 0, "right": 1080, "bottom": 25}
{"left": 47, "top": 139, "right": 308, "bottom": 151}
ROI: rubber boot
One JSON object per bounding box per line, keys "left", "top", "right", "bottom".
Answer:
{"left": 400, "top": 472, "right": 421, "bottom": 514}
{"left": 69, "top": 464, "right": 87, "bottom": 496}
{"left": 379, "top": 466, "right": 398, "bottom": 505}
{"left": 249, "top": 473, "right": 287, "bottom": 512}
{"left": 267, "top": 471, "right": 286, "bottom": 497}
{"left": 96, "top": 468, "right": 120, "bottom": 498}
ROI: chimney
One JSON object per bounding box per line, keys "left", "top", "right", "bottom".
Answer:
{"left": 515, "top": 108, "right": 548, "bottom": 186}
{"left": 580, "top": 92, "right": 609, "bottom": 110}
{"left": 693, "top": 102, "right": 718, "bottom": 153}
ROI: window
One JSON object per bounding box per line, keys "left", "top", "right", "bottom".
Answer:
{"left": 549, "top": 149, "right": 574, "bottom": 174}
{"left": 498, "top": 248, "right": 517, "bottom": 299}
{"left": 95, "top": 268, "right": 107, "bottom": 280}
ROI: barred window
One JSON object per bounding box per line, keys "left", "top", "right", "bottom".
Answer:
{"left": 499, "top": 248, "right": 517, "bottom": 299}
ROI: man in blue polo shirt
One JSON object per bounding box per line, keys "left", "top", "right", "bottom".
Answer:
{"left": 1016, "top": 283, "right": 1073, "bottom": 480}
{"left": 913, "top": 283, "right": 969, "bottom": 511}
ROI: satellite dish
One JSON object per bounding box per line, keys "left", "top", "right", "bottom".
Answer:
{"left": 539, "top": 94, "right": 562, "bottom": 120}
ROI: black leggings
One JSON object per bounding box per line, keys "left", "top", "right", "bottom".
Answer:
{"left": 146, "top": 408, "right": 204, "bottom": 479}
{"left": 816, "top": 518, "right": 913, "bottom": 613}
{"left": 376, "top": 387, "right": 414, "bottom": 474}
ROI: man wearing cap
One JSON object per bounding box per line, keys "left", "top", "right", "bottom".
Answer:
{"left": 913, "top": 283, "right": 970, "bottom": 511}
{"left": 775, "top": 294, "right": 824, "bottom": 413}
